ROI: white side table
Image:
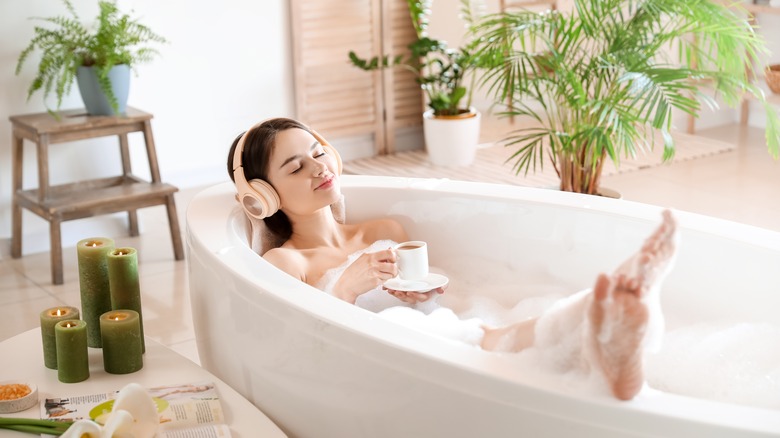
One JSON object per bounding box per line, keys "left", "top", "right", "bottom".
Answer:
{"left": 0, "top": 329, "right": 287, "bottom": 437}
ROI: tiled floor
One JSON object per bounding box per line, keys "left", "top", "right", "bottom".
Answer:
{"left": 1, "top": 120, "right": 779, "bottom": 366}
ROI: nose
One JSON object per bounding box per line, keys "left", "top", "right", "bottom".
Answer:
{"left": 313, "top": 162, "right": 327, "bottom": 176}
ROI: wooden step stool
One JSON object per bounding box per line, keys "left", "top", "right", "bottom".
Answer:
{"left": 10, "top": 107, "right": 185, "bottom": 285}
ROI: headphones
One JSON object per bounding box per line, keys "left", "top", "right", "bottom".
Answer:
{"left": 232, "top": 120, "right": 342, "bottom": 220}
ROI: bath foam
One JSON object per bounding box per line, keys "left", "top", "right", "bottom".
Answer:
{"left": 436, "top": 256, "right": 780, "bottom": 411}
{"left": 335, "top": 247, "right": 625, "bottom": 398}
{"left": 646, "top": 322, "right": 780, "bottom": 411}
{"left": 378, "top": 307, "right": 485, "bottom": 347}
{"left": 320, "top": 241, "right": 780, "bottom": 410}
{"left": 435, "top": 253, "right": 780, "bottom": 411}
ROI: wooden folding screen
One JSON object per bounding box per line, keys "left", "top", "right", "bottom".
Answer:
{"left": 290, "top": 0, "right": 423, "bottom": 155}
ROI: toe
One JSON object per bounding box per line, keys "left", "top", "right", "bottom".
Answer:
{"left": 594, "top": 273, "right": 611, "bottom": 301}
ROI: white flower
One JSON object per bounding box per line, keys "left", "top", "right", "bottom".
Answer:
{"left": 61, "top": 383, "right": 159, "bottom": 438}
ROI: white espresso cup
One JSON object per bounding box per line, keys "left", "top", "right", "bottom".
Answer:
{"left": 394, "top": 241, "right": 429, "bottom": 281}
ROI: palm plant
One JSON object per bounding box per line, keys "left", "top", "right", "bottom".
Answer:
{"left": 470, "top": 0, "right": 780, "bottom": 194}
{"left": 16, "top": 0, "right": 166, "bottom": 116}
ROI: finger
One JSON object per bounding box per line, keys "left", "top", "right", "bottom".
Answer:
{"left": 375, "top": 249, "right": 397, "bottom": 263}
{"left": 409, "top": 292, "right": 430, "bottom": 301}
{"left": 376, "top": 261, "right": 398, "bottom": 277}
{"left": 414, "top": 293, "right": 431, "bottom": 303}
{"left": 396, "top": 293, "right": 414, "bottom": 303}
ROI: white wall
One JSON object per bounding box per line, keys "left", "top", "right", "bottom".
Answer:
{"left": 0, "top": 0, "right": 294, "bottom": 250}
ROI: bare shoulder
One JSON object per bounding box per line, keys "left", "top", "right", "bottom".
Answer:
{"left": 262, "top": 247, "right": 307, "bottom": 280}
{"left": 360, "top": 218, "right": 409, "bottom": 243}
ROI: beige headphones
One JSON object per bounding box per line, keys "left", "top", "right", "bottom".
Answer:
{"left": 232, "top": 120, "right": 342, "bottom": 219}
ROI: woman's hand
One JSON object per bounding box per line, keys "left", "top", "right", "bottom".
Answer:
{"left": 333, "top": 249, "right": 398, "bottom": 303}
{"left": 383, "top": 287, "right": 444, "bottom": 304}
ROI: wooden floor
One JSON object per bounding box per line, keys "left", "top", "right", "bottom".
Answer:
{"left": 343, "top": 127, "right": 736, "bottom": 189}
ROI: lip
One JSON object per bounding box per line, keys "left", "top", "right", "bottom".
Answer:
{"left": 316, "top": 176, "right": 334, "bottom": 190}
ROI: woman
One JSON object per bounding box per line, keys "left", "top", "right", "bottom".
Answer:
{"left": 227, "top": 117, "right": 678, "bottom": 400}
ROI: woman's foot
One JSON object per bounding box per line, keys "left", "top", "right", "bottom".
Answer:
{"left": 588, "top": 210, "right": 678, "bottom": 400}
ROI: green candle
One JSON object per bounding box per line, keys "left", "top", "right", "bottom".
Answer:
{"left": 107, "top": 247, "right": 145, "bottom": 353}
{"left": 99, "top": 309, "right": 143, "bottom": 374}
{"left": 39, "top": 306, "right": 80, "bottom": 369}
{"left": 55, "top": 319, "right": 89, "bottom": 383}
{"left": 77, "top": 237, "right": 115, "bottom": 347}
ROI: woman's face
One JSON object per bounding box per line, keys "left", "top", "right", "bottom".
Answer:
{"left": 266, "top": 128, "right": 341, "bottom": 216}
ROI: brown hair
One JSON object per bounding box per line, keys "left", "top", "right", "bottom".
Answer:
{"left": 226, "top": 118, "right": 313, "bottom": 240}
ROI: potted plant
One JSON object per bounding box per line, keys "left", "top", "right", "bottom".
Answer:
{"left": 349, "top": 0, "right": 483, "bottom": 166}
{"left": 15, "top": 0, "right": 166, "bottom": 117}
{"left": 469, "top": 0, "right": 780, "bottom": 195}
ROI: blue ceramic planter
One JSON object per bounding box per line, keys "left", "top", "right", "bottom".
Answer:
{"left": 76, "top": 65, "right": 130, "bottom": 116}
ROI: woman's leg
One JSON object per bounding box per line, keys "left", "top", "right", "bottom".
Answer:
{"left": 481, "top": 318, "right": 536, "bottom": 352}
{"left": 481, "top": 210, "right": 678, "bottom": 400}
{"left": 587, "top": 210, "right": 677, "bottom": 400}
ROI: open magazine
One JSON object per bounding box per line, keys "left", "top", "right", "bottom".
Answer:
{"left": 40, "top": 381, "right": 231, "bottom": 438}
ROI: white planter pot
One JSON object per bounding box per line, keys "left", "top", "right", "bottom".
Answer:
{"left": 423, "top": 107, "right": 481, "bottom": 167}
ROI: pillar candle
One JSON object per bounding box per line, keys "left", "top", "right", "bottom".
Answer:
{"left": 107, "top": 247, "right": 145, "bottom": 353}
{"left": 99, "top": 310, "right": 143, "bottom": 374}
{"left": 77, "top": 237, "right": 115, "bottom": 348}
{"left": 55, "top": 319, "right": 89, "bottom": 383}
{"left": 39, "top": 306, "right": 80, "bottom": 369}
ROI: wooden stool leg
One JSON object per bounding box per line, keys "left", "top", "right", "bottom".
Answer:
{"left": 11, "top": 133, "right": 23, "bottom": 259}
{"left": 128, "top": 210, "right": 140, "bottom": 236}
{"left": 50, "top": 219, "right": 64, "bottom": 285}
{"left": 11, "top": 204, "right": 22, "bottom": 258}
{"left": 165, "top": 195, "right": 185, "bottom": 260}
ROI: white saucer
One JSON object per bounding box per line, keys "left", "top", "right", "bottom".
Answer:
{"left": 384, "top": 273, "right": 449, "bottom": 293}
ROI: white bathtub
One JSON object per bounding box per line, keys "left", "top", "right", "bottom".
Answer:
{"left": 186, "top": 176, "right": 780, "bottom": 438}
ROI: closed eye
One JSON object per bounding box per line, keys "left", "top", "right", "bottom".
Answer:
{"left": 289, "top": 149, "right": 325, "bottom": 174}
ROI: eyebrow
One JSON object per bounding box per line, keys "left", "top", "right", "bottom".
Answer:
{"left": 279, "top": 141, "right": 320, "bottom": 169}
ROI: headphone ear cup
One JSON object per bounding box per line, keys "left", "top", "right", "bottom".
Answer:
{"left": 323, "top": 144, "right": 342, "bottom": 175}
{"left": 240, "top": 178, "right": 281, "bottom": 219}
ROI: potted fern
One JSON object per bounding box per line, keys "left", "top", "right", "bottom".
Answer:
{"left": 15, "top": 0, "right": 166, "bottom": 117}
{"left": 470, "top": 0, "right": 780, "bottom": 195}
{"left": 349, "top": 0, "right": 483, "bottom": 166}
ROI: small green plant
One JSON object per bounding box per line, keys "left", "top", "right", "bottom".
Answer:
{"left": 15, "top": 0, "right": 166, "bottom": 116}
{"left": 349, "top": 0, "right": 482, "bottom": 116}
